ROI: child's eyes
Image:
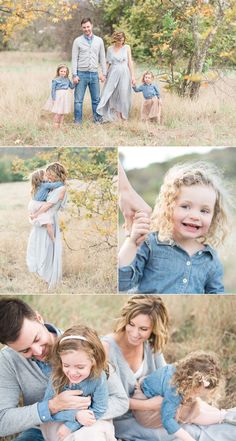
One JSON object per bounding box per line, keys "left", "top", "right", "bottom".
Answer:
{"left": 181, "top": 204, "right": 190, "bottom": 209}
{"left": 201, "top": 209, "right": 210, "bottom": 214}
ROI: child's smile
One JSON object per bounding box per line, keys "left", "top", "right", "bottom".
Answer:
{"left": 172, "top": 184, "right": 216, "bottom": 245}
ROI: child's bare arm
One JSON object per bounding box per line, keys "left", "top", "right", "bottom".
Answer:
{"left": 118, "top": 211, "right": 150, "bottom": 267}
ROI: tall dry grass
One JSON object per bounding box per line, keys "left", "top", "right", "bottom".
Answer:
{"left": 1, "top": 52, "right": 236, "bottom": 146}
{"left": 0, "top": 181, "right": 117, "bottom": 294}
{"left": 1, "top": 294, "right": 236, "bottom": 441}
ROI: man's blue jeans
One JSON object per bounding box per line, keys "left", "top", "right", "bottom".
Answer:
{"left": 74, "top": 71, "right": 101, "bottom": 123}
{"left": 13, "top": 428, "right": 44, "bottom": 441}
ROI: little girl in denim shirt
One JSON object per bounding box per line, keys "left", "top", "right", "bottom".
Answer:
{"left": 119, "top": 161, "right": 231, "bottom": 294}
{"left": 133, "top": 71, "right": 162, "bottom": 123}
{"left": 132, "top": 351, "right": 236, "bottom": 441}
{"left": 41, "top": 325, "right": 108, "bottom": 441}
{"left": 28, "top": 169, "right": 64, "bottom": 241}
{"left": 44, "top": 64, "right": 75, "bottom": 128}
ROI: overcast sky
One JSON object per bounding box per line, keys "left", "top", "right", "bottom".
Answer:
{"left": 119, "top": 146, "right": 226, "bottom": 170}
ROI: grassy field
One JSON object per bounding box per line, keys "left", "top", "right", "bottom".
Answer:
{"left": 1, "top": 294, "right": 236, "bottom": 441}
{"left": 0, "top": 181, "right": 117, "bottom": 294}
{"left": 1, "top": 52, "right": 236, "bottom": 146}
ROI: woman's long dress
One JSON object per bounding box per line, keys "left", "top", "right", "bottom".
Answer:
{"left": 102, "top": 335, "right": 236, "bottom": 441}
{"left": 26, "top": 186, "right": 67, "bottom": 289}
{"left": 97, "top": 45, "right": 132, "bottom": 121}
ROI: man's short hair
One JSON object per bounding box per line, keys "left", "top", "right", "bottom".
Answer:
{"left": 0, "top": 297, "right": 37, "bottom": 344}
{"left": 81, "top": 17, "right": 92, "bottom": 26}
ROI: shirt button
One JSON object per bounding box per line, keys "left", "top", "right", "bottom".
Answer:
{"left": 198, "top": 251, "right": 202, "bottom": 255}
{"left": 42, "top": 416, "right": 46, "bottom": 420}
{"left": 186, "top": 261, "right": 191, "bottom": 266}
{"left": 183, "top": 278, "right": 188, "bottom": 284}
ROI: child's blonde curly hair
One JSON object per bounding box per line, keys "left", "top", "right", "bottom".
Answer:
{"left": 151, "top": 161, "right": 232, "bottom": 247}
{"left": 172, "top": 351, "right": 222, "bottom": 403}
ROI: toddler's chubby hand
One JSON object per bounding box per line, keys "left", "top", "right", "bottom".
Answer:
{"left": 57, "top": 423, "right": 72, "bottom": 441}
{"left": 76, "top": 409, "right": 96, "bottom": 426}
{"left": 29, "top": 213, "right": 36, "bottom": 220}
{"left": 129, "top": 211, "right": 151, "bottom": 246}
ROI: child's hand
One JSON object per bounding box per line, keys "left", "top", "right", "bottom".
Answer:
{"left": 57, "top": 424, "right": 72, "bottom": 441}
{"left": 129, "top": 211, "right": 151, "bottom": 246}
{"left": 76, "top": 409, "right": 96, "bottom": 426}
{"left": 29, "top": 213, "right": 37, "bottom": 220}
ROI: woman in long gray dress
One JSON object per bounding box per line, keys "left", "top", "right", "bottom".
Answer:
{"left": 27, "top": 162, "right": 67, "bottom": 290}
{"left": 97, "top": 31, "right": 135, "bottom": 122}
{"left": 102, "top": 295, "right": 236, "bottom": 441}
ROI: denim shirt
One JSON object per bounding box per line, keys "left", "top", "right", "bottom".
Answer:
{"left": 133, "top": 83, "right": 160, "bottom": 99}
{"left": 43, "top": 371, "right": 108, "bottom": 432}
{"left": 141, "top": 364, "right": 182, "bottom": 434}
{"left": 119, "top": 232, "right": 224, "bottom": 294}
{"left": 51, "top": 77, "right": 75, "bottom": 100}
{"left": 34, "top": 181, "right": 64, "bottom": 202}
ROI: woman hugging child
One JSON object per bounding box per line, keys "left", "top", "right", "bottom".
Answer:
{"left": 133, "top": 71, "right": 162, "bottom": 123}
{"left": 28, "top": 169, "right": 64, "bottom": 241}
{"left": 132, "top": 351, "right": 236, "bottom": 441}
{"left": 119, "top": 161, "right": 231, "bottom": 294}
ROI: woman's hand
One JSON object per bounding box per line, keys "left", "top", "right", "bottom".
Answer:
{"left": 57, "top": 424, "right": 72, "bottom": 441}
{"left": 130, "top": 395, "right": 163, "bottom": 411}
{"left": 131, "top": 76, "right": 136, "bottom": 87}
{"left": 76, "top": 410, "right": 96, "bottom": 426}
{"left": 48, "top": 390, "right": 91, "bottom": 414}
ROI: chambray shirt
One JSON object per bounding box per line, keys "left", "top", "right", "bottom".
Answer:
{"left": 51, "top": 77, "right": 74, "bottom": 100}
{"left": 133, "top": 83, "right": 160, "bottom": 99}
{"left": 119, "top": 232, "right": 224, "bottom": 294}
{"left": 43, "top": 371, "right": 108, "bottom": 432}
{"left": 141, "top": 364, "right": 182, "bottom": 434}
{"left": 34, "top": 181, "right": 64, "bottom": 201}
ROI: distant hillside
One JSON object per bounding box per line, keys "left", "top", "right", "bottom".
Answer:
{"left": 126, "top": 147, "right": 236, "bottom": 208}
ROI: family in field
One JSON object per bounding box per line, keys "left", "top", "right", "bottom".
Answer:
{"left": 27, "top": 162, "right": 67, "bottom": 290}
{"left": 118, "top": 160, "right": 232, "bottom": 294}
{"left": 0, "top": 296, "right": 236, "bottom": 441}
{"left": 43, "top": 17, "right": 162, "bottom": 128}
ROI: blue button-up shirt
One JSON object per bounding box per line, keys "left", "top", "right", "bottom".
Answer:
{"left": 141, "top": 364, "right": 182, "bottom": 434}
{"left": 119, "top": 232, "right": 224, "bottom": 294}
{"left": 51, "top": 77, "right": 75, "bottom": 100}
{"left": 133, "top": 83, "right": 160, "bottom": 99}
{"left": 43, "top": 371, "right": 108, "bottom": 431}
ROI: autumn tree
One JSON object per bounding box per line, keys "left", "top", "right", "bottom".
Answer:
{"left": 99, "top": 0, "right": 236, "bottom": 98}
{"left": 12, "top": 147, "right": 117, "bottom": 250}
{"left": 0, "top": 0, "right": 78, "bottom": 41}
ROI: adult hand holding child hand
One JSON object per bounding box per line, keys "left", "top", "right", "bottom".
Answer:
{"left": 76, "top": 409, "right": 96, "bottom": 426}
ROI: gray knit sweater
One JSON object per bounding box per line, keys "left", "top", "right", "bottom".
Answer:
{"left": 72, "top": 34, "right": 107, "bottom": 76}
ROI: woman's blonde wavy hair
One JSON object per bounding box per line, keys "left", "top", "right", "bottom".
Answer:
{"left": 30, "top": 169, "right": 45, "bottom": 196}
{"left": 172, "top": 351, "right": 222, "bottom": 403}
{"left": 46, "top": 162, "right": 67, "bottom": 183}
{"left": 114, "top": 295, "right": 169, "bottom": 352}
{"left": 151, "top": 161, "right": 232, "bottom": 247}
{"left": 50, "top": 325, "right": 107, "bottom": 394}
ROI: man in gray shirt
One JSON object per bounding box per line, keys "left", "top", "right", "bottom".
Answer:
{"left": 0, "top": 298, "right": 128, "bottom": 441}
{"left": 72, "top": 17, "right": 107, "bottom": 124}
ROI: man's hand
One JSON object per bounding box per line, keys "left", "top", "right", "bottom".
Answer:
{"left": 48, "top": 390, "right": 91, "bottom": 414}
{"left": 76, "top": 409, "right": 96, "bottom": 426}
{"left": 73, "top": 76, "right": 80, "bottom": 84}
{"left": 57, "top": 424, "right": 72, "bottom": 441}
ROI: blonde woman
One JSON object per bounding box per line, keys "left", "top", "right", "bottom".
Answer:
{"left": 102, "top": 295, "right": 236, "bottom": 441}
{"left": 27, "top": 162, "right": 67, "bottom": 289}
{"left": 97, "top": 31, "right": 135, "bottom": 122}
{"left": 119, "top": 161, "right": 232, "bottom": 293}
